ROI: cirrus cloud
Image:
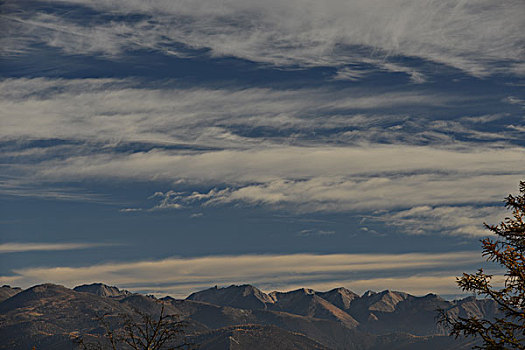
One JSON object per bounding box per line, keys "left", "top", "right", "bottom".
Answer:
{"left": 2, "top": 0, "right": 524, "bottom": 76}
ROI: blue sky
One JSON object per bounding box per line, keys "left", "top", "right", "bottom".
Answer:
{"left": 0, "top": 0, "right": 524, "bottom": 298}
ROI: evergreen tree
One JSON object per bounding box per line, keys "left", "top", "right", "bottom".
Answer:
{"left": 439, "top": 181, "right": 525, "bottom": 349}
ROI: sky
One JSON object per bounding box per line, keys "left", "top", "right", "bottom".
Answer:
{"left": 0, "top": 0, "right": 524, "bottom": 299}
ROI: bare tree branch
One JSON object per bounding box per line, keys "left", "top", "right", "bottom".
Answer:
{"left": 73, "top": 300, "right": 192, "bottom": 350}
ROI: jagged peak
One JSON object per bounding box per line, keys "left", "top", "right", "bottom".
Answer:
{"left": 316, "top": 287, "right": 359, "bottom": 310}
{"left": 1, "top": 283, "right": 72, "bottom": 303}
{"left": 186, "top": 283, "right": 274, "bottom": 309}
{"left": 362, "top": 290, "right": 376, "bottom": 297}
{"left": 381, "top": 289, "right": 408, "bottom": 295}
{"left": 321, "top": 287, "right": 358, "bottom": 296}
{"left": 2, "top": 285, "right": 22, "bottom": 290}
{"left": 358, "top": 289, "right": 410, "bottom": 313}
{"left": 379, "top": 289, "right": 408, "bottom": 297}
{"left": 189, "top": 284, "right": 264, "bottom": 296}
{"left": 458, "top": 295, "right": 477, "bottom": 303}
{"left": 271, "top": 288, "right": 316, "bottom": 296}
{"left": 228, "top": 284, "right": 261, "bottom": 293}
{"left": 73, "top": 283, "right": 130, "bottom": 297}
{"left": 0, "top": 285, "right": 23, "bottom": 303}
{"left": 28, "top": 283, "right": 69, "bottom": 292}
{"left": 421, "top": 292, "right": 444, "bottom": 301}
{"left": 336, "top": 287, "right": 353, "bottom": 292}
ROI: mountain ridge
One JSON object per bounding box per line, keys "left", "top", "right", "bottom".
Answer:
{"left": 0, "top": 282, "right": 489, "bottom": 349}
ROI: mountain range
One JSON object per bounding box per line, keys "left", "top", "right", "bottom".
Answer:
{"left": 0, "top": 283, "right": 496, "bottom": 349}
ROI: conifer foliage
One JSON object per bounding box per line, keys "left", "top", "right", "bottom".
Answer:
{"left": 440, "top": 181, "right": 525, "bottom": 349}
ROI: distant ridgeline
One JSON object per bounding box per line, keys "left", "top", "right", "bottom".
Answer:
{"left": 0, "top": 283, "right": 495, "bottom": 349}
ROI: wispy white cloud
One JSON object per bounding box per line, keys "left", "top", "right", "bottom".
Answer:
{"left": 1, "top": 251, "right": 486, "bottom": 297}
{"left": 0, "top": 242, "right": 115, "bottom": 253}
{"left": 3, "top": 78, "right": 521, "bottom": 162}
{"left": 378, "top": 62, "right": 426, "bottom": 84}
{"left": 144, "top": 173, "right": 522, "bottom": 214}
{"left": 24, "top": 146, "right": 524, "bottom": 184}
{"left": 1, "top": 2, "right": 521, "bottom": 298}
{"left": 0, "top": 78, "right": 461, "bottom": 147}
{"left": 0, "top": 178, "right": 109, "bottom": 202}
{"left": 504, "top": 96, "right": 525, "bottom": 108}
{"left": 297, "top": 229, "right": 335, "bottom": 237}
{"left": 1, "top": 78, "right": 522, "bottom": 237}
{"left": 508, "top": 125, "right": 525, "bottom": 133}
{"left": 332, "top": 67, "right": 370, "bottom": 82}
{"left": 460, "top": 114, "right": 508, "bottom": 124}
{"left": 2, "top": 78, "right": 519, "bottom": 152}
{"left": 375, "top": 205, "right": 506, "bottom": 237}
{"left": 4, "top": 0, "right": 523, "bottom": 76}
{"left": 119, "top": 208, "right": 142, "bottom": 212}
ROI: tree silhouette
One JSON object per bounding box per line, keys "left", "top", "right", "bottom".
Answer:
{"left": 439, "top": 181, "right": 525, "bottom": 349}
{"left": 74, "top": 302, "right": 192, "bottom": 350}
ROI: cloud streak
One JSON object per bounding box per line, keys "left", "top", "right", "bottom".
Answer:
{"left": 2, "top": 78, "right": 520, "bottom": 151}
{"left": 31, "top": 147, "right": 523, "bottom": 211}
{"left": 0, "top": 78, "right": 463, "bottom": 147}
{"left": 0, "top": 242, "right": 115, "bottom": 253}
{"left": 375, "top": 205, "right": 506, "bottom": 237}
{"left": 1, "top": 251, "right": 487, "bottom": 297}
{"left": 146, "top": 173, "right": 520, "bottom": 212}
